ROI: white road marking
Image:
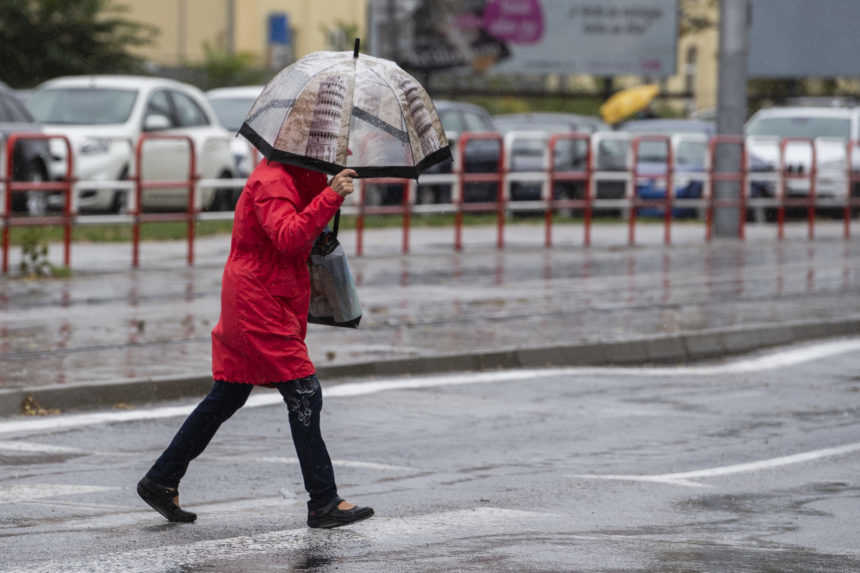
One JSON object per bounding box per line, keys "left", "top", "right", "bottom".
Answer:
{"left": 0, "top": 484, "right": 118, "bottom": 504}
{"left": 572, "top": 441, "right": 860, "bottom": 488}
{"left": 252, "top": 456, "right": 416, "bottom": 472}
{"left": 1, "top": 507, "right": 550, "bottom": 573}
{"left": 0, "top": 440, "right": 86, "bottom": 454}
{"left": 0, "top": 337, "right": 856, "bottom": 437}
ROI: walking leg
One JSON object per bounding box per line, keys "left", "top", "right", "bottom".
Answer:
{"left": 145, "top": 380, "right": 253, "bottom": 488}
{"left": 276, "top": 375, "right": 338, "bottom": 509}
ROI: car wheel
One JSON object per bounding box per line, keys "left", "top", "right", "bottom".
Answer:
{"left": 417, "top": 186, "right": 435, "bottom": 205}
{"left": 209, "top": 172, "right": 237, "bottom": 211}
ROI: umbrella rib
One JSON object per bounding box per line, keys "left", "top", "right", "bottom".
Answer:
{"left": 359, "top": 62, "right": 419, "bottom": 162}
{"left": 351, "top": 106, "right": 410, "bottom": 143}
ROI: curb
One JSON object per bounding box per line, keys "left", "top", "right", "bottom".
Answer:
{"left": 1, "top": 316, "right": 858, "bottom": 417}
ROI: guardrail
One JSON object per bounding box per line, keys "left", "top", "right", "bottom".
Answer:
{"left": 1, "top": 130, "right": 859, "bottom": 273}
{"left": 2, "top": 133, "right": 74, "bottom": 273}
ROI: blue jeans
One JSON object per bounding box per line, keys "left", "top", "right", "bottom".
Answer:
{"left": 146, "top": 376, "right": 338, "bottom": 510}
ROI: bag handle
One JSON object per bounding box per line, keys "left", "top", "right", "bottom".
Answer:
{"left": 332, "top": 209, "right": 340, "bottom": 237}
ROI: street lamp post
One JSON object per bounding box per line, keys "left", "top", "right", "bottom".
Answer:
{"left": 714, "top": 0, "right": 750, "bottom": 237}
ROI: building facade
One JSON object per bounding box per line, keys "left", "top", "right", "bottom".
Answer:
{"left": 123, "top": 0, "right": 367, "bottom": 67}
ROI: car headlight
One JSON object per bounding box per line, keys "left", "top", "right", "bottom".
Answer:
{"left": 79, "top": 138, "right": 112, "bottom": 155}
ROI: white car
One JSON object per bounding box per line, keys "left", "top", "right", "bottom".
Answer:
{"left": 28, "top": 75, "right": 236, "bottom": 212}
{"left": 745, "top": 106, "right": 860, "bottom": 206}
{"left": 206, "top": 86, "right": 263, "bottom": 178}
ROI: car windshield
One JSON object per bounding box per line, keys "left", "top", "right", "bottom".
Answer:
{"left": 28, "top": 88, "right": 138, "bottom": 125}
{"left": 209, "top": 97, "right": 256, "bottom": 131}
{"left": 746, "top": 116, "right": 852, "bottom": 139}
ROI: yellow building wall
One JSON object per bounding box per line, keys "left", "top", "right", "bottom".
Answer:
{"left": 123, "top": 0, "right": 366, "bottom": 66}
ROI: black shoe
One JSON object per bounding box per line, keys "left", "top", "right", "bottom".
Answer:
{"left": 307, "top": 497, "right": 374, "bottom": 529}
{"left": 137, "top": 477, "right": 197, "bottom": 523}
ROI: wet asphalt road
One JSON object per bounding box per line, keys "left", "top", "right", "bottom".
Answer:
{"left": 1, "top": 222, "right": 859, "bottom": 390}
{"left": 0, "top": 339, "right": 859, "bottom": 572}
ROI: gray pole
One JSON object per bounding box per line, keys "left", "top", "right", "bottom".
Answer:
{"left": 714, "top": 0, "right": 749, "bottom": 237}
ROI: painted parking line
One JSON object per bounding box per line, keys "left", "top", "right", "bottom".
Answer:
{"left": 571, "top": 441, "right": 860, "bottom": 487}
{"left": 1, "top": 507, "right": 551, "bottom": 573}
{"left": 0, "top": 337, "right": 857, "bottom": 437}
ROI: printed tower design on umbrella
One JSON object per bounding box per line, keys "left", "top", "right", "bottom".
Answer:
{"left": 400, "top": 79, "right": 441, "bottom": 155}
{"left": 306, "top": 75, "right": 348, "bottom": 163}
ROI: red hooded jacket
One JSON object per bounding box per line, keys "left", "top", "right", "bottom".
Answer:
{"left": 212, "top": 161, "right": 344, "bottom": 384}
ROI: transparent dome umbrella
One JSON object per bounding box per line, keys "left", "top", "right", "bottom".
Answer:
{"left": 239, "top": 39, "right": 452, "bottom": 179}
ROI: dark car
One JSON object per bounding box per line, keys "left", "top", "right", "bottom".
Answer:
{"left": 0, "top": 85, "right": 53, "bottom": 214}
{"left": 366, "top": 100, "right": 501, "bottom": 205}
{"left": 423, "top": 100, "right": 501, "bottom": 204}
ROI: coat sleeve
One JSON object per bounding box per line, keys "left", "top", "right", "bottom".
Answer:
{"left": 252, "top": 174, "right": 344, "bottom": 257}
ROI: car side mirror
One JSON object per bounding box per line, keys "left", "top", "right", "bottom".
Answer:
{"left": 144, "top": 114, "right": 171, "bottom": 131}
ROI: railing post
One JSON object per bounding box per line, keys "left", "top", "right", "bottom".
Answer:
{"left": 545, "top": 137, "right": 555, "bottom": 248}
{"left": 402, "top": 180, "right": 410, "bottom": 254}
{"left": 454, "top": 136, "right": 466, "bottom": 251}
{"left": 2, "top": 139, "right": 11, "bottom": 274}
{"left": 497, "top": 141, "right": 505, "bottom": 251}
{"left": 846, "top": 141, "right": 855, "bottom": 240}
{"left": 187, "top": 147, "right": 197, "bottom": 266}
{"left": 664, "top": 140, "right": 674, "bottom": 246}
{"left": 356, "top": 179, "right": 365, "bottom": 257}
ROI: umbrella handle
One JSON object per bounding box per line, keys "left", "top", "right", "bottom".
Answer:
{"left": 354, "top": 38, "right": 360, "bottom": 59}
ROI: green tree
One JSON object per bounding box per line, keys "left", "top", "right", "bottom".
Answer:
{"left": 0, "top": 0, "right": 157, "bottom": 87}
{"left": 199, "top": 43, "right": 267, "bottom": 89}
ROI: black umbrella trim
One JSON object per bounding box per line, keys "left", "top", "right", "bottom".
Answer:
{"left": 239, "top": 122, "right": 451, "bottom": 180}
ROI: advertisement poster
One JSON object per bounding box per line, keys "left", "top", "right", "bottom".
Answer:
{"left": 371, "top": 0, "right": 678, "bottom": 77}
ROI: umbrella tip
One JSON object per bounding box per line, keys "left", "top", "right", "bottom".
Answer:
{"left": 354, "top": 38, "right": 360, "bottom": 59}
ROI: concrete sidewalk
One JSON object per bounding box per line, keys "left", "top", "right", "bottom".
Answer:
{"left": 0, "top": 221, "right": 858, "bottom": 414}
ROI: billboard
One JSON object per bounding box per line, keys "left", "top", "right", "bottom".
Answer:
{"left": 749, "top": 0, "right": 860, "bottom": 77}
{"left": 370, "top": 0, "right": 679, "bottom": 77}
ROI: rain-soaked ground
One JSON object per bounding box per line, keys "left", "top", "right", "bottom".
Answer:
{"left": 0, "top": 339, "right": 858, "bottom": 571}
{"left": 0, "top": 222, "right": 858, "bottom": 390}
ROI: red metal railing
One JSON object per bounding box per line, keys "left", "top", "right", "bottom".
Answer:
{"left": 355, "top": 178, "right": 411, "bottom": 256}
{"left": 2, "top": 134, "right": 74, "bottom": 273}
{"left": 778, "top": 137, "right": 816, "bottom": 241}
{"left": 707, "top": 135, "right": 747, "bottom": 241}
{"left": 132, "top": 134, "right": 197, "bottom": 267}
{"left": 454, "top": 132, "right": 505, "bottom": 251}
{"left": 845, "top": 141, "right": 860, "bottom": 239}
{"left": 545, "top": 133, "right": 592, "bottom": 247}
{"left": 629, "top": 135, "right": 673, "bottom": 246}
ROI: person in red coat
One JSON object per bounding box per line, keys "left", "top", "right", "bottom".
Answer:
{"left": 137, "top": 161, "right": 373, "bottom": 529}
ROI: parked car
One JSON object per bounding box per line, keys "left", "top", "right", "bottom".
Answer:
{"left": 0, "top": 84, "right": 53, "bottom": 214}
{"left": 28, "top": 75, "right": 236, "bottom": 212}
{"left": 494, "top": 113, "right": 605, "bottom": 209}
{"left": 745, "top": 106, "right": 859, "bottom": 219}
{"left": 618, "top": 119, "right": 715, "bottom": 218}
{"left": 414, "top": 100, "right": 500, "bottom": 205}
{"left": 206, "top": 85, "right": 262, "bottom": 178}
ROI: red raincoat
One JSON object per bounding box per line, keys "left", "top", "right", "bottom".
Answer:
{"left": 211, "top": 161, "right": 344, "bottom": 384}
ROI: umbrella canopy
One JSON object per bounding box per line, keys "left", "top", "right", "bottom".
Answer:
{"left": 600, "top": 84, "right": 660, "bottom": 126}
{"left": 239, "top": 42, "right": 451, "bottom": 179}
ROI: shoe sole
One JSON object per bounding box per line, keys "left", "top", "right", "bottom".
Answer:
{"left": 137, "top": 482, "right": 196, "bottom": 523}
{"left": 308, "top": 507, "right": 374, "bottom": 529}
